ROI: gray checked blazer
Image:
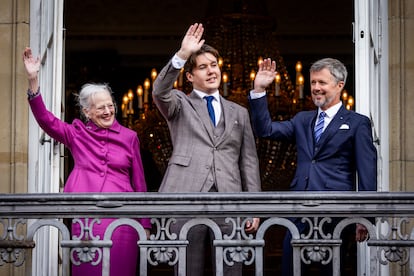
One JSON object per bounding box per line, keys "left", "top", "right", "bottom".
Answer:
{"left": 152, "top": 59, "right": 261, "bottom": 193}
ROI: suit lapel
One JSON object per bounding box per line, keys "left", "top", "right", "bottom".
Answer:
{"left": 215, "top": 97, "right": 235, "bottom": 146}
{"left": 188, "top": 92, "right": 215, "bottom": 141}
{"left": 307, "top": 110, "right": 318, "bottom": 155}
{"left": 317, "top": 106, "right": 350, "bottom": 146}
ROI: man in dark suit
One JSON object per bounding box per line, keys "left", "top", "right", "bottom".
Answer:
{"left": 248, "top": 58, "right": 377, "bottom": 275}
{"left": 152, "top": 23, "right": 262, "bottom": 276}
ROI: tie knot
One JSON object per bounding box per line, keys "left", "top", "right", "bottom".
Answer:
{"left": 204, "top": 96, "right": 214, "bottom": 103}
{"left": 319, "top": 111, "right": 326, "bottom": 119}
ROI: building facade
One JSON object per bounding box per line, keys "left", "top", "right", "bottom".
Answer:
{"left": 0, "top": 0, "right": 413, "bottom": 275}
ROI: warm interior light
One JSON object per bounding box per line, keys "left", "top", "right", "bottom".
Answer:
{"left": 144, "top": 78, "right": 150, "bottom": 89}
{"left": 137, "top": 85, "right": 143, "bottom": 96}
{"left": 250, "top": 70, "right": 256, "bottom": 81}
{"left": 275, "top": 73, "right": 281, "bottom": 84}
{"left": 222, "top": 72, "right": 228, "bottom": 83}
{"left": 123, "top": 94, "right": 129, "bottom": 104}
{"left": 151, "top": 68, "right": 157, "bottom": 80}
{"left": 295, "top": 61, "right": 302, "bottom": 72}
{"left": 298, "top": 75, "right": 304, "bottom": 85}
{"left": 257, "top": 56, "right": 263, "bottom": 66}
{"left": 127, "top": 89, "right": 134, "bottom": 100}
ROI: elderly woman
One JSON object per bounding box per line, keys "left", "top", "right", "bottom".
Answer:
{"left": 23, "top": 47, "right": 150, "bottom": 276}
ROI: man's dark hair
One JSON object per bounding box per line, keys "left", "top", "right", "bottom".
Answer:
{"left": 184, "top": 44, "right": 220, "bottom": 74}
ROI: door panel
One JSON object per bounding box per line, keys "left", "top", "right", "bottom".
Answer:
{"left": 28, "top": 1, "right": 64, "bottom": 275}
{"left": 354, "top": 0, "right": 389, "bottom": 275}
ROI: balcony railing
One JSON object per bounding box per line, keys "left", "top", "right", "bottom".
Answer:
{"left": 0, "top": 192, "right": 414, "bottom": 276}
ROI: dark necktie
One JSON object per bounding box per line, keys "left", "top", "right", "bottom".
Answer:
{"left": 204, "top": 96, "right": 216, "bottom": 126}
{"left": 314, "top": 111, "right": 326, "bottom": 142}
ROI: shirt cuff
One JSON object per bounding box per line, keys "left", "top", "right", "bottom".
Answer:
{"left": 172, "top": 54, "right": 186, "bottom": 69}
{"left": 249, "top": 90, "right": 266, "bottom": 99}
{"left": 27, "top": 87, "right": 40, "bottom": 100}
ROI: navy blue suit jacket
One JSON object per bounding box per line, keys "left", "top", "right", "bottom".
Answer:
{"left": 249, "top": 95, "right": 377, "bottom": 191}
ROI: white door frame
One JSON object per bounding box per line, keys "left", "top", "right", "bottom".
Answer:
{"left": 355, "top": 0, "right": 389, "bottom": 193}
{"left": 354, "top": 0, "right": 389, "bottom": 275}
{"left": 28, "top": 0, "right": 64, "bottom": 275}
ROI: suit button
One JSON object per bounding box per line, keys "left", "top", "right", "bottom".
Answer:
{"left": 315, "top": 147, "right": 319, "bottom": 151}
{"left": 311, "top": 160, "right": 316, "bottom": 163}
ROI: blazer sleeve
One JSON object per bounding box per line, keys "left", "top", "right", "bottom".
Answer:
{"left": 248, "top": 95, "right": 295, "bottom": 140}
{"left": 152, "top": 60, "right": 182, "bottom": 120}
{"left": 28, "top": 94, "right": 73, "bottom": 146}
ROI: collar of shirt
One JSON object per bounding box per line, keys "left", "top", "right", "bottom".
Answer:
{"left": 194, "top": 90, "right": 222, "bottom": 124}
{"left": 318, "top": 102, "right": 342, "bottom": 130}
{"left": 194, "top": 89, "right": 220, "bottom": 103}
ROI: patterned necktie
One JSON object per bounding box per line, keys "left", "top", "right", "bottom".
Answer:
{"left": 314, "top": 111, "right": 326, "bottom": 142}
{"left": 204, "top": 96, "right": 216, "bottom": 126}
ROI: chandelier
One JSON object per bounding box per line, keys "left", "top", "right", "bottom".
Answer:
{"left": 121, "top": 2, "right": 354, "bottom": 191}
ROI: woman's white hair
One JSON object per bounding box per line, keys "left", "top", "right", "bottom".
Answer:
{"left": 75, "top": 83, "right": 117, "bottom": 121}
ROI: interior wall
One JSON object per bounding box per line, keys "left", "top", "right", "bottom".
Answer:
{"left": 388, "top": 0, "right": 414, "bottom": 192}
{"left": 63, "top": 0, "right": 355, "bottom": 108}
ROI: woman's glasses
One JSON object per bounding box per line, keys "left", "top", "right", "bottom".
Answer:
{"left": 94, "top": 104, "right": 115, "bottom": 114}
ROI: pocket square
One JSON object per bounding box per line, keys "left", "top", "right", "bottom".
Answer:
{"left": 339, "top": 124, "right": 350, "bottom": 130}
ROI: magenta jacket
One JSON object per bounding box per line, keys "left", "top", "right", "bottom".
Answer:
{"left": 29, "top": 94, "right": 150, "bottom": 228}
